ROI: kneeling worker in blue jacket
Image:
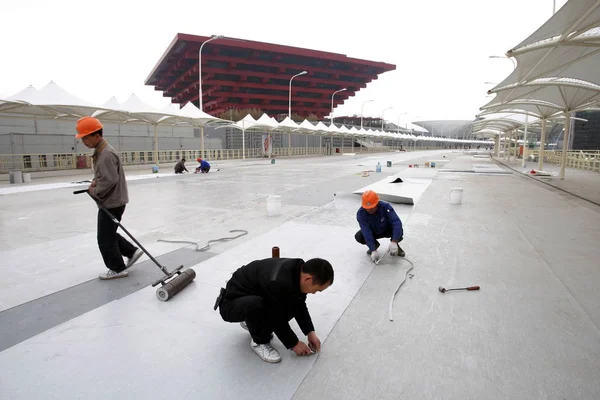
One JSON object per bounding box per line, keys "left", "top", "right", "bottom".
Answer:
{"left": 355, "top": 190, "right": 405, "bottom": 262}
{"left": 195, "top": 157, "right": 211, "bottom": 173}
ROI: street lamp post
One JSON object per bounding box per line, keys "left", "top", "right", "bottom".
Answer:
{"left": 198, "top": 34, "right": 223, "bottom": 159}
{"left": 488, "top": 55, "right": 517, "bottom": 70}
{"left": 396, "top": 112, "right": 408, "bottom": 150}
{"left": 288, "top": 70, "right": 308, "bottom": 156}
{"left": 360, "top": 100, "right": 374, "bottom": 130}
{"left": 410, "top": 115, "right": 421, "bottom": 149}
{"left": 381, "top": 106, "right": 393, "bottom": 131}
{"left": 330, "top": 88, "right": 347, "bottom": 126}
{"left": 359, "top": 100, "right": 374, "bottom": 153}
{"left": 397, "top": 112, "right": 408, "bottom": 133}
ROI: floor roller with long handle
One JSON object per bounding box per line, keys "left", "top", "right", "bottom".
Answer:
{"left": 74, "top": 189, "right": 196, "bottom": 301}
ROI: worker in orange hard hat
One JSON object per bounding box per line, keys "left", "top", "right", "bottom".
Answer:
{"left": 355, "top": 190, "right": 405, "bottom": 262}
{"left": 76, "top": 116, "right": 143, "bottom": 280}
{"left": 195, "top": 157, "right": 211, "bottom": 174}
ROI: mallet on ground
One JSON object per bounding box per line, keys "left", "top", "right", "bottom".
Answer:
{"left": 438, "top": 285, "right": 480, "bottom": 293}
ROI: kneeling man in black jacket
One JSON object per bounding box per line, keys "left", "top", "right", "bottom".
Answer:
{"left": 217, "top": 257, "right": 334, "bottom": 363}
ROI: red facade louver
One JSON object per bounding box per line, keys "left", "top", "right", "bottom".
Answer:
{"left": 145, "top": 33, "right": 396, "bottom": 119}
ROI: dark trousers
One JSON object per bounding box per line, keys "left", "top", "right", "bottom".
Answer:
{"left": 220, "top": 295, "right": 291, "bottom": 345}
{"left": 355, "top": 227, "right": 401, "bottom": 249}
{"left": 97, "top": 205, "right": 137, "bottom": 273}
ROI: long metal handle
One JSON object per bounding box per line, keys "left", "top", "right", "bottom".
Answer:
{"left": 73, "top": 189, "right": 169, "bottom": 275}
{"left": 447, "top": 286, "right": 480, "bottom": 292}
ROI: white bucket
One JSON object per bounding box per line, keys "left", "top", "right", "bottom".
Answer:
{"left": 22, "top": 173, "right": 31, "bottom": 183}
{"left": 450, "top": 187, "right": 463, "bottom": 204}
{"left": 9, "top": 170, "right": 23, "bottom": 184}
{"left": 266, "top": 195, "right": 282, "bottom": 216}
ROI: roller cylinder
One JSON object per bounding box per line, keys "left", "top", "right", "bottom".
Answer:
{"left": 272, "top": 246, "right": 280, "bottom": 258}
{"left": 156, "top": 268, "right": 196, "bottom": 301}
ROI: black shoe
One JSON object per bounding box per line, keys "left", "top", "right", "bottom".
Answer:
{"left": 366, "top": 250, "right": 372, "bottom": 255}
{"left": 397, "top": 245, "right": 406, "bottom": 257}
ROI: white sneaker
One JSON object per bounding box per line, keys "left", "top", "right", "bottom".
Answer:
{"left": 250, "top": 339, "right": 281, "bottom": 363}
{"left": 99, "top": 269, "right": 129, "bottom": 280}
{"left": 126, "top": 249, "right": 143, "bottom": 269}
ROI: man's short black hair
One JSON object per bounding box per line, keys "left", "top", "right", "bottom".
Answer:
{"left": 302, "top": 258, "right": 334, "bottom": 285}
{"left": 181, "top": 158, "right": 186, "bottom": 162}
{"left": 91, "top": 128, "right": 103, "bottom": 137}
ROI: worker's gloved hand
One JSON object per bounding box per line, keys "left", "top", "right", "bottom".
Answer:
{"left": 370, "top": 250, "right": 381, "bottom": 263}
{"left": 389, "top": 241, "right": 398, "bottom": 256}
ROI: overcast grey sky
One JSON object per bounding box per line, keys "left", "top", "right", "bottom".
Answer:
{"left": 0, "top": 0, "right": 567, "bottom": 125}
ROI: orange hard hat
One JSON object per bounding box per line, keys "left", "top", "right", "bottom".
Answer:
{"left": 75, "top": 116, "right": 103, "bottom": 139}
{"left": 197, "top": 157, "right": 202, "bottom": 162}
{"left": 361, "top": 190, "right": 380, "bottom": 209}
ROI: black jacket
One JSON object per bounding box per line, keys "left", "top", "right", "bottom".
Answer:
{"left": 174, "top": 160, "right": 188, "bottom": 173}
{"left": 224, "top": 257, "right": 315, "bottom": 348}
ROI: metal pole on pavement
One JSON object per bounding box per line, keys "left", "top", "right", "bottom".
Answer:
{"left": 198, "top": 35, "right": 223, "bottom": 159}
{"left": 288, "top": 71, "right": 308, "bottom": 156}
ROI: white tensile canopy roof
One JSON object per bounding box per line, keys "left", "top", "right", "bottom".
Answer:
{"left": 314, "top": 121, "right": 330, "bottom": 134}
{"left": 277, "top": 116, "right": 301, "bottom": 132}
{"left": 484, "top": 0, "right": 600, "bottom": 115}
{"left": 475, "top": 0, "right": 600, "bottom": 178}
{"left": 298, "top": 119, "right": 318, "bottom": 134}
{"left": 254, "top": 113, "right": 280, "bottom": 130}
{"left": 216, "top": 114, "right": 259, "bottom": 131}
{"left": 1, "top": 82, "right": 492, "bottom": 145}
{"left": 1, "top": 81, "right": 227, "bottom": 127}
{"left": 2, "top": 81, "right": 110, "bottom": 118}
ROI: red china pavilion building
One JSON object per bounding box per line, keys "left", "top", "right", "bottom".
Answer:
{"left": 145, "top": 33, "right": 396, "bottom": 119}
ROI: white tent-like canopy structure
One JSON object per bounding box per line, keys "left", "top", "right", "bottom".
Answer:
{"left": 215, "top": 115, "right": 263, "bottom": 160}
{"left": 2, "top": 81, "right": 493, "bottom": 164}
{"left": 1, "top": 81, "right": 229, "bottom": 161}
{"left": 479, "top": 0, "right": 600, "bottom": 179}
{"left": 2, "top": 82, "right": 112, "bottom": 119}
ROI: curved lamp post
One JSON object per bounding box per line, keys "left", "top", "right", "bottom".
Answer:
{"left": 287, "top": 70, "right": 308, "bottom": 155}
{"left": 199, "top": 34, "right": 223, "bottom": 159}
{"left": 330, "top": 88, "right": 347, "bottom": 126}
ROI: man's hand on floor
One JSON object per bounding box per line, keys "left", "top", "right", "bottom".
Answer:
{"left": 307, "top": 332, "right": 321, "bottom": 352}
{"left": 291, "top": 341, "right": 313, "bottom": 356}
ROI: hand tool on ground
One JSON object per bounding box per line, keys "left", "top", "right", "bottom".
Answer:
{"left": 74, "top": 189, "right": 196, "bottom": 301}
{"left": 438, "top": 285, "right": 480, "bottom": 293}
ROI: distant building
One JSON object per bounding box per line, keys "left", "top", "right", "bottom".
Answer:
{"left": 572, "top": 110, "right": 600, "bottom": 150}
{"left": 144, "top": 33, "right": 396, "bottom": 119}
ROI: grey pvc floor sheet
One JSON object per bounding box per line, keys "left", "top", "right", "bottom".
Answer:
{"left": 1, "top": 151, "right": 600, "bottom": 400}
{"left": 0, "top": 221, "right": 374, "bottom": 400}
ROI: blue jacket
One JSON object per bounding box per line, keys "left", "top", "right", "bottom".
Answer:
{"left": 199, "top": 160, "right": 210, "bottom": 169}
{"left": 357, "top": 201, "right": 403, "bottom": 251}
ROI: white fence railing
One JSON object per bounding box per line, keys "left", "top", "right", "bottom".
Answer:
{"left": 527, "top": 150, "right": 600, "bottom": 173}
{"left": 0, "top": 145, "right": 409, "bottom": 173}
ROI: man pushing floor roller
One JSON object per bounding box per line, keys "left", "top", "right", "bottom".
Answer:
{"left": 73, "top": 116, "right": 196, "bottom": 301}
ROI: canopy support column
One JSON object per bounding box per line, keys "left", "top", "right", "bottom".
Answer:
{"left": 538, "top": 119, "right": 546, "bottom": 170}
{"left": 559, "top": 111, "right": 571, "bottom": 180}
{"left": 153, "top": 125, "right": 159, "bottom": 164}
{"left": 521, "top": 114, "right": 529, "bottom": 167}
